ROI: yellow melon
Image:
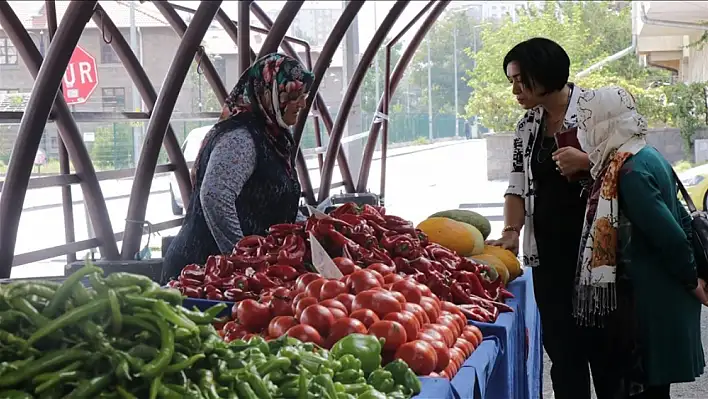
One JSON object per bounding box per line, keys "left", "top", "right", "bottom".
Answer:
{"left": 471, "top": 254, "right": 510, "bottom": 285}
{"left": 416, "top": 217, "right": 484, "bottom": 257}
{"left": 482, "top": 245, "right": 522, "bottom": 280}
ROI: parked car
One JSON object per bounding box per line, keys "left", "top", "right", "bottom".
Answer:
{"left": 678, "top": 163, "right": 708, "bottom": 211}
{"left": 170, "top": 125, "right": 213, "bottom": 215}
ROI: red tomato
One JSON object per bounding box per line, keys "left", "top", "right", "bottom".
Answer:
{"left": 352, "top": 290, "right": 402, "bottom": 319}
{"left": 367, "top": 263, "right": 395, "bottom": 276}
{"left": 454, "top": 338, "right": 474, "bottom": 358}
{"left": 236, "top": 299, "right": 271, "bottom": 333}
{"left": 325, "top": 317, "right": 367, "bottom": 348}
{"left": 268, "top": 316, "right": 299, "bottom": 338}
{"left": 443, "top": 361, "right": 458, "bottom": 379}
{"left": 286, "top": 324, "right": 323, "bottom": 346}
{"left": 437, "top": 315, "right": 461, "bottom": 339}
{"left": 320, "top": 280, "right": 348, "bottom": 301}
{"left": 270, "top": 295, "right": 294, "bottom": 317}
{"left": 304, "top": 279, "right": 326, "bottom": 299}
{"left": 299, "top": 304, "right": 335, "bottom": 337}
{"left": 464, "top": 324, "right": 484, "bottom": 344}
{"left": 423, "top": 324, "right": 455, "bottom": 348}
{"left": 349, "top": 308, "right": 380, "bottom": 329}
{"left": 333, "top": 257, "right": 358, "bottom": 275}
{"left": 461, "top": 329, "right": 481, "bottom": 348}
{"left": 384, "top": 311, "right": 420, "bottom": 342}
{"left": 441, "top": 301, "right": 467, "bottom": 321}
{"left": 224, "top": 324, "right": 248, "bottom": 342}
{"left": 367, "top": 269, "right": 386, "bottom": 286}
{"left": 319, "top": 299, "right": 349, "bottom": 315}
{"left": 394, "top": 340, "right": 438, "bottom": 376}
{"left": 391, "top": 279, "right": 423, "bottom": 304}
{"left": 448, "top": 347, "right": 466, "bottom": 368}
{"left": 340, "top": 274, "right": 352, "bottom": 287}
{"left": 292, "top": 292, "right": 310, "bottom": 307}
{"left": 440, "top": 310, "right": 466, "bottom": 333}
{"left": 222, "top": 321, "right": 240, "bottom": 333}
{"left": 294, "top": 297, "right": 319, "bottom": 319}
{"left": 384, "top": 273, "right": 404, "bottom": 285}
{"left": 329, "top": 308, "right": 347, "bottom": 319}
{"left": 417, "top": 329, "right": 446, "bottom": 347}
{"left": 388, "top": 290, "right": 407, "bottom": 305}
{"left": 369, "top": 320, "right": 407, "bottom": 351}
{"left": 404, "top": 302, "right": 431, "bottom": 326}
{"left": 419, "top": 297, "right": 441, "bottom": 322}
{"left": 295, "top": 273, "right": 321, "bottom": 292}
{"left": 335, "top": 293, "right": 355, "bottom": 313}
{"left": 347, "top": 270, "right": 382, "bottom": 294}
{"left": 417, "top": 283, "right": 433, "bottom": 297}
{"left": 427, "top": 339, "right": 451, "bottom": 372}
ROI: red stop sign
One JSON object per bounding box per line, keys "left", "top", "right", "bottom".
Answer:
{"left": 62, "top": 45, "right": 99, "bottom": 106}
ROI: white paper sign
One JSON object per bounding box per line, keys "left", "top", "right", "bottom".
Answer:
{"left": 308, "top": 231, "right": 344, "bottom": 279}
{"left": 306, "top": 204, "right": 330, "bottom": 220}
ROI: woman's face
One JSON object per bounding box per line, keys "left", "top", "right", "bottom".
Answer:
{"left": 506, "top": 61, "right": 543, "bottom": 110}
{"left": 282, "top": 90, "right": 307, "bottom": 126}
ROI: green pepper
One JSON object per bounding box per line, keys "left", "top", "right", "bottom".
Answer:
{"left": 153, "top": 300, "right": 199, "bottom": 335}
{"left": 367, "top": 369, "right": 395, "bottom": 393}
{"left": 0, "top": 348, "right": 90, "bottom": 387}
{"left": 0, "top": 310, "right": 29, "bottom": 329}
{"left": 383, "top": 359, "right": 421, "bottom": 395}
{"left": 313, "top": 374, "right": 338, "bottom": 399}
{"left": 10, "top": 297, "right": 51, "bottom": 327}
{"left": 297, "top": 369, "right": 309, "bottom": 399}
{"left": 165, "top": 353, "right": 205, "bottom": 373}
{"left": 122, "top": 315, "right": 159, "bottom": 334}
{"left": 236, "top": 381, "right": 259, "bottom": 399}
{"left": 35, "top": 370, "right": 84, "bottom": 394}
{"left": 116, "top": 386, "right": 138, "bottom": 399}
{"left": 105, "top": 272, "right": 156, "bottom": 291}
{"left": 257, "top": 356, "right": 291, "bottom": 376}
{"left": 247, "top": 335, "right": 271, "bottom": 356}
{"left": 198, "top": 370, "right": 220, "bottom": 399}
{"left": 334, "top": 369, "right": 364, "bottom": 384}
{"left": 356, "top": 390, "right": 387, "bottom": 399}
{"left": 0, "top": 330, "right": 29, "bottom": 351}
{"left": 144, "top": 287, "right": 183, "bottom": 305}
{"left": 330, "top": 334, "right": 383, "bottom": 375}
{"left": 136, "top": 315, "right": 174, "bottom": 379}
{"left": 333, "top": 382, "right": 371, "bottom": 396}
{"left": 88, "top": 272, "right": 109, "bottom": 295}
{"left": 107, "top": 289, "right": 122, "bottom": 334}
{"left": 127, "top": 344, "right": 159, "bottom": 360}
{"left": 7, "top": 283, "right": 55, "bottom": 300}
{"left": 338, "top": 354, "right": 361, "bottom": 371}
{"left": 337, "top": 394, "right": 356, "bottom": 399}
{"left": 239, "top": 370, "right": 273, "bottom": 399}
{"left": 149, "top": 374, "right": 162, "bottom": 399}
{"left": 27, "top": 299, "right": 109, "bottom": 346}
{"left": 387, "top": 390, "right": 408, "bottom": 399}
{"left": 43, "top": 264, "right": 102, "bottom": 316}
{"left": 64, "top": 372, "right": 113, "bottom": 398}
{"left": 0, "top": 390, "right": 33, "bottom": 399}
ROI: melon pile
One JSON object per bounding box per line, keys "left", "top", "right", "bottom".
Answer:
{"left": 416, "top": 209, "right": 522, "bottom": 284}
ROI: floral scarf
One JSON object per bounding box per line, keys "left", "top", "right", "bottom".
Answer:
{"left": 574, "top": 86, "right": 647, "bottom": 325}
{"left": 191, "top": 53, "right": 314, "bottom": 183}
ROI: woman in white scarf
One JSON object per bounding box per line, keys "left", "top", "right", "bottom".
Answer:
{"left": 575, "top": 86, "right": 705, "bottom": 398}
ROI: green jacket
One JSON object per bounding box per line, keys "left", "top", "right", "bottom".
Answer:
{"left": 618, "top": 146, "right": 705, "bottom": 385}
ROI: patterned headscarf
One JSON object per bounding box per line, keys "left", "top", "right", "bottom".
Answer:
{"left": 191, "top": 53, "right": 314, "bottom": 184}
{"left": 573, "top": 86, "right": 647, "bottom": 325}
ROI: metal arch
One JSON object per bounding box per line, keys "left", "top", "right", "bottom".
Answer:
{"left": 356, "top": 0, "right": 451, "bottom": 192}
{"left": 0, "top": 0, "right": 120, "bottom": 276}
{"left": 91, "top": 4, "right": 192, "bottom": 211}
{"left": 256, "top": 1, "right": 304, "bottom": 58}
{"left": 317, "top": 0, "right": 411, "bottom": 202}
{"left": 214, "top": 9, "right": 256, "bottom": 64}
{"left": 121, "top": 1, "right": 223, "bottom": 260}
{"left": 238, "top": 0, "right": 251, "bottom": 75}
{"left": 152, "top": 1, "right": 228, "bottom": 104}
{"left": 250, "top": 2, "right": 356, "bottom": 198}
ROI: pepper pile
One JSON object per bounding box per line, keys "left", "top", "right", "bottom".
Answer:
{"left": 0, "top": 264, "right": 421, "bottom": 398}
{"left": 217, "top": 269, "right": 486, "bottom": 379}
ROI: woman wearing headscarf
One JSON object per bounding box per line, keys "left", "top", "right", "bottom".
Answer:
{"left": 575, "top": 86, "right": 705, "bottom": 398}
{"left": 161, "top": 53, "right": 315, "bottom": 283}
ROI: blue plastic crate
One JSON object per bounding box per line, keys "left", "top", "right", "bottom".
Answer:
{"left": 415, "top": 377, "right": 455, "bottom": 399}
{"left": 182, "top": 297, "right": 234, "bottom": 318}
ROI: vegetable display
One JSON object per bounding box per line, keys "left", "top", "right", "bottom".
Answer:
{"left": 0, "top": 264, "right": 422, "bottom": 398}
{"left": 169, "top": 203, "right": 516, "bottom": 323}
{"left": 217, "top": 270, "right": 487, "bottom": 379}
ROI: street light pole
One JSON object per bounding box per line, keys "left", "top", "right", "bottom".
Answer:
{"left": 453, "top": 27, "right": 458, "bottom": 137}
{"left": 373, "top": 4, "right": 379, "bottom": 111}
{"left": 427, "top": 37, "right": 433, "bottom": 141}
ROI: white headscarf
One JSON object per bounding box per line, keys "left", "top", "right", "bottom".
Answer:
{"left": 576, "top": 86, "right": 648, "bottom": 179}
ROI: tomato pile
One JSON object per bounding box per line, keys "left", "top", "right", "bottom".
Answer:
{"left": 168, "top": 202, "right": 514, "bottom": 323}
{"left": 213, "top": 269, "right": 485, "bottom": 379}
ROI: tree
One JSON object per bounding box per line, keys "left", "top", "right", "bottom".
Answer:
{"left": 91, "top": 124, "right": 134, "bottom": 170}
{"left": 359, "top": 40, "right": 404, "bottom": 114}
{"left": 187, "top": 51, "right": 222, "bottom": 113}
{"left": 463, "top": 1, "right": 671, "bottom": 132}
{"left": 408, "top": 10, "right": 483, "bottom": 117}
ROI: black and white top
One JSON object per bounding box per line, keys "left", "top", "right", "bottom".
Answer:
{"left": 505, "top": 84, "right": 587, "bottom": 266}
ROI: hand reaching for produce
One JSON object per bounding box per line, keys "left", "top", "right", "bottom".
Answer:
{"left": 694, "top": 278, "right": 708, "bottom": 306}
{"left": 485, "top": 231, "right": 519, "bottom": 255}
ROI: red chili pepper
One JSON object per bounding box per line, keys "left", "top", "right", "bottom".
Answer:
{"left": 454, "top": 271, "right": 493, "bottom": 300}
{"left": 383, "top": 214, "right": 412, "bottom": 227}
{"left": 205, "top": 289, "right": 225, "bottom": 301}
{"left": 416, "top": 230, "right": 429, "bottom": 246}
{"left": 167, "top": 280, "right": 181, "bottom": 289}
{"left": 427, "top": 273, "right": 452, "bottom": 302}
{"left": 237, "top": 235, "right": 266, "bottom": 249}
{"left": 349, "top": 232, "right": 378, "bottom": 249}
{"left": 266, "top": 264, "right": 300, "bottom": 281}
{"left": 359, "top": 204, "right": 386, "bottom": 225}
{"left": 269, "top": 223, "right": 304, "bottom": 234}
{"left": 407, "top": 256, "right": 434, "bottom": 275}
{"left": 179, "top": 285, "right": 203, "bottom": 299}
{"left": 330, "top": 202, "right": 361, "bottom": 218}
{"left": 180, "top": 268, "right": 205, "bottom": 282}
{"left": 499, "top": 288, "right": 515, "bottom": 300}
{"left": 323, "top": 228, "right": 357, "bottom": 250}
{"left": 370, "top": 247, "right": 394, "bottom": 266}
{"left": 366, "top": 221, "right": 390, "bottom": 238}
{"left": 230, "top": 254, "right": 268, "bottom": 271}
{"left": 373, "top": 205, "right": 386, "bottom": 215}
{"left": 223, "top": 288, "right": 257, "bottom": 302}
{"left": 458, "top": 258, "right": 480, "bottom": 274}
{"left": 178, "top": 276, "right": 202, "bottom": 287}
{"left": 182, "top": 263, "right": 201, "bottom": 272}
{"left": 427, "top": 244, "right": 460, "bottom": 260}
{"left": 249, "top": 272, "right": 280, "bottom": 293}
{"left": 221, "top": 274, "right": 249, "bottom": 291}
{"left": 336, "top": 214, "right": 366, "bottom": 226}
{"left": 203, "top": 284, "right": 220, "bottom": 293}
{"left": 458, "top": 304, "right": 496, "bottom": 323}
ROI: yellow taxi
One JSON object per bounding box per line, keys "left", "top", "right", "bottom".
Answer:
{"left": 678, "top": 164, "right": 708, "bottom": 210}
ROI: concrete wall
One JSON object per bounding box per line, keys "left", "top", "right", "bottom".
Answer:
{"left": 485, "top": 127, "right": 706, "bottom": 181}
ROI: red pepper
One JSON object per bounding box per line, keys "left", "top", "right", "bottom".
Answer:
{"left": 236, "top": 235, "right": 266, "bottom": 249}
{"left": 383, "top": 214, "right": 411, "bottom": 227}
{"left": 167, "top": 280, "right": 181, "bottom": 289}
{"left": 336, "top": 214, "right": 366, "bottom": 226}
{"left": 221, "top": 274, "right": 249, "bottom": 291}
{"left": 349, "top": 232, "right": 378, "bottom": 249}
{"left": 266, "top": 264, "right": 300, "bottom": 281}
{"left": 407, "top": 256, "right": 434, "bottom": 275}
{"left": 321, "top": 227, "right": 357, "bottom": 250}
{"left": 393, "top": 257, "right": 416, "bottom": 275}
{"left": 276, "top": 235, "right": 306, "bottom": 266}
{"left": 180, "top": 268, "right": 205, "bottom": 282}
{"left": 230, "top": 254, "right": 268, "bottom": 271}
{"left": 223, "top": 288, "right": 257, "bottom": 302}
{"left": 178, "top": 276, "right": 202, "bottom": 287}
{"left": 269, "top": 223, "right": 304, "bottom": 234}
{"left": 360, "top": 204, "right": 387, "bottom": 225}
{"left": 182, "top": 264, "right": 201, "bottom": 272}
{"left": 179, "top": 285, "right": 203, "bottom": 298}
{"left": 203, "top": 284, "right": 220, "bottom": 293}
{"left": 249, "top": 272, "right": 280, "bottom": 293}
{"left": 426, "top": 244, "right": 460, "bottom": 261}
{"left": 416, "top": 230, "right": 429, "bottom": 246}
{"left": 367, "top": 221, "right": 390, "bottom": 238}
{"left": 203, "top": 272, "right": 223, "bottom": 288}
{"left": 457, "top": 258, "right": 480, "bottom": 274}
{"left": 453, "top": 272, "right": 493, "bottom": 300}
{"left": 205, "top": 289, "right": 225, "bottom": 301}
{"left": 427, "top": 273, "right": 452, "bottom": 302}
{"left": 458, "top": 304, "right": 497, "bottom": 323}
{"left": 373, "top": 205, "right": 386, "bottom": 215}
{"left": 330, "top": 202, "right": 360, "bottom": 218}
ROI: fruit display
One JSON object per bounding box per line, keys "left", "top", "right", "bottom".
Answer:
{"left": 428, "top": 209, "right": 492, "bottom": 240}
{"left": 0, "top": 263, "right": 423, "bottom": 398}
{"left": 169, "top": 203, "right": 515, "bottom": 323}
{"left": 416, "top": 217, "right": 484, "bottom": 257}
{"left": 215, "top": 271, "right": 486, "bottom": 380}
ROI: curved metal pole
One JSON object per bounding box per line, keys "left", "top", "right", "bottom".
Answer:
{"left": 92, "top": 4, "right": 192, "bottom": 210}
{"left": 257, "top": 0, "right": 304, "bottom": 57}
{"left": 251, "top": 2, "right": 354, "bottom": 198}
{"left": 238, "top": 0, "right": 252, "bottom": 74}
{"left": 356, "top": 0, "right": 450, "bottom": 192}
{"left": 215, "top": 9, "right": 257, "bottom": 63}
{"left": 318, "top": 0, "right": 410, "bottom": 202}
{"left": 0, "top": 0, "right": 120, "bottom": 276}
{"left": 153, "top": 1, "right": 228, "bottom": 104}
{"left": 121, "top": 1, "right": 222, "bottom": 259}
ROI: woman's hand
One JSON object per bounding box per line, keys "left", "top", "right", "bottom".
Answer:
{"left": 485, "top": 231, "right": 520, "bottom": 255}
{"left": 552, "top": 147, "right": 590, "bottom": 177}
{"left": 694, "top": 278, "right": 708, "bottom": 306}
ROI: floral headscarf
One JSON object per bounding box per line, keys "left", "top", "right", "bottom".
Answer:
{"left": 191, "top": 53, "right": 314, "bottom": 183}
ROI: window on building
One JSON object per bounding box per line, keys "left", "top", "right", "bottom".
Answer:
{"left": 100, "top": 39, "right": 120, "bottom": 64}
{"left": 102, "top": 87, "right": 126, "bottom": 112}
{"left": 0, "top": 88, "right": 19, "bottom": 94}
{"left": 0, "top": 38, "right": 18, "bottom": 65}
{"left": 50, "top": 136, "right": 58, "bottom": 149}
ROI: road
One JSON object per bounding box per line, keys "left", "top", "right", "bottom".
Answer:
{"left": 7, "top": 139, "right": 708, "bottom": 396}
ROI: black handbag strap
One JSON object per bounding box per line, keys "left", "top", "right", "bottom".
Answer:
{"left": 672, "top": 169, "right": 699, "bottom": 214}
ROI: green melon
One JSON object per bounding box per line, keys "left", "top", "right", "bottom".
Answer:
{"left": 428, "top": 209, "right": 492, "bottom": 239}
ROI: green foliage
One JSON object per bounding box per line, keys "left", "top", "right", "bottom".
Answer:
{"left": 360, "top": 40, "right": 404, "bottom": 113}
{"left": 90, "top": 123, "right": 135, "bottom": 170}
{"left": 463, "top": 1, "right": 671, "bottom": 132}
{"left": 187, "top": 55, "right": 222, "bottom": 113}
